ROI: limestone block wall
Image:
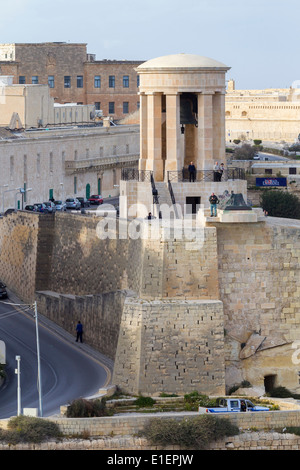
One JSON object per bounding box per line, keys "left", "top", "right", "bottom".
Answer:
{"left": 217, "top": 221, "right": 300, "bottom": 392}
{"left": 35, "top": 290, "right": 128, "bottom": 360}
{"left": 46, "top": 212, "right": 143, "bottom": 296}
{"left": 112, "top": 297, "right": 225, "bottom": 396}
{"left": 0, "top": 211, "right": 39, "bottom": 303}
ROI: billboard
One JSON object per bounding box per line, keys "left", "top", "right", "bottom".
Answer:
{"left": 256, "top": 177, "right": 287, "bottom": 187}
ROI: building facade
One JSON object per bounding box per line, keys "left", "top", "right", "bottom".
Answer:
{"left": 0, "top": 43, "right": 144, "bottom": 120}
{"left": 0, "top": 124, "right": 139, "bottom": 212}
{"left": 226, "top": 79, "right": 300, "bottom": 143}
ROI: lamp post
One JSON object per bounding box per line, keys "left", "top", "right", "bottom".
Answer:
{"left": 15, "top": 355, "right": 21, "bottom": 416}
{"left": 1, "top": 184, "right": 8, "bottom": 213}
{"left": 19, "top": 187, "right": 32, "bottom": 210}
{"left": 34, "top": 301, "right": 43, "bottom": 417}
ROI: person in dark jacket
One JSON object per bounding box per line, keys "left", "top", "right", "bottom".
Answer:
{"left": 188, "top": 161, "right": 196, "bottom": 182}
{"left": 76, "top": 321, "right": 83, "bottom": 343}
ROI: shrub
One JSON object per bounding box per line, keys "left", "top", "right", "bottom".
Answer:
{"left": 0, "top": 415, "right": 61, "bottom": 444}
{"left": 65, "top": 398, "right": 111, "bottom": 418}
{"left": 253, "top": 139, "right": 262, "bottom": 146}
{"left": 141, "top": 415, "right": 239, "bottom": 450}
{"left": 184, "top": 391, "right": 217, "bottom": 408}
{"left": 134, "top": 396, "right": 156, "bottom": 408}
{"left": 233, "top": 139, "right": 241, "bottom": 145}
{"left": 266, "top": 386, "right": 300, "bottom": 400}
{"left": 260, "top": 190, "right": 300, "bottom": 219}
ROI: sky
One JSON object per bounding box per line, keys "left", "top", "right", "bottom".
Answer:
{"left": 0, "top": 0, "right": 299, "bottom": 90}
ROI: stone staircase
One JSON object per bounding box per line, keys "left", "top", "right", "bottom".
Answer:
{"left": 154, "top": 182, "right": 179, "bottom": 218}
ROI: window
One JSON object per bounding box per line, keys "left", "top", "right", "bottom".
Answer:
{"left": 19, "top": 76, "right": 26, "bottom": 84}
{"left": 109, "top": 75, "right": 115, "bottom": 88}
{"left": 123, "top": 75, "right": 129, "bottom": 88}
{"left": 48, "top": 76, "right": 55, "bottom": 88}
{"left": 94, "top": 75, "right": 101, "bottom": 88}
{"left": 137, "top": 101, "right": 140, "bottom": 110}
{"left": 137, "top": 75, "right": 140, "bottom": 87}
{"left": 95, "top": 102, "right": 101, "bottom": 110}
{"left": 289, "top": 167, "right": 297, "bottom": 175}
{"left": 64, "top": 76, "right": 71, "bottom": 88}
{"left": 50, "top": 152, "right": 53, "bottom": 172}
{"left": 123, "top": 102, "right": 129, "bottom": 114}
{"left": 32, "top": 76, "right": 39, "bottom": 84}
{"left": 10, "top": 156, "right": 14, "bottom": 180}
{"left": 265, "top": 169, "right": 272, "bottom": 175}
{"left": 74, "top": 176, "right": 77, "bottom": 194}
{"left": 109, "top": 102, "right": 115, "bottom": 114}
{"left": 77, "top": 75, "right": 83, "bottom": 88}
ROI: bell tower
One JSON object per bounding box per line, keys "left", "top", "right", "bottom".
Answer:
{"left": 137, "top": 53, "right": 230, "bottom": 181}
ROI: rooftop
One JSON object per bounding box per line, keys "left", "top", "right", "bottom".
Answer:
{"left": 137, "top": 53, "right": 230, "bottom": 71}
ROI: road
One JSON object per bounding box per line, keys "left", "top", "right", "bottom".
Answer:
{"left": 0, "top": 296, "right": 112, "bottom": 419}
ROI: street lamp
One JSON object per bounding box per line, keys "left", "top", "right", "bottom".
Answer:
{"left": 19, "top": 187, "right": 32, "bottom": 210}
{"left": 15, "top": 355, "right": 21, "bottom": 416}
{"left": 3, "top": 187, "right": 21, "bottom": 213}
{"left": 1, "top": 184, "right": 8, "bottom": 213}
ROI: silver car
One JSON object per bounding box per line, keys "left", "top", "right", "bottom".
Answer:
{"left": 65, "top": 198, "right": 81, "bottom": 210}
{"left": 43, "top": 201, "right": 57, "bottom": 213}
{"left": 54, "top": 200, "right": 66, "bottom": 211}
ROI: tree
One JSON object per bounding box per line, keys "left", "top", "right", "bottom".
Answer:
{"left": 233, "top": 143, "right": 257, "bottom": 160}
{"left": 260, "top": 190, "right": 300, "bottom": 219}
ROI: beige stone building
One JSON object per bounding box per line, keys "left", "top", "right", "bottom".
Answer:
{"left": 225, "top": 79, "right": 300, "bottom": 143}
{"left": 0, "top": 43, "right": 143, "bottom": 121}
{"left": 0, "top": 124, "right": 139, "bottom": 211}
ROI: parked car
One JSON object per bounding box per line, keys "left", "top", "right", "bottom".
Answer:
{"left": 25, "top": 205, "right": 37, "bottom": 212}
{"left": 54, "top": 200, "right": 66, "bottom": 211}
{"left": 65, "top": 198, "right": 81, "bottom": 210}
{"left": 77, "top": 197, "right": 90, "bottom": 208}
{"left": 88, "top": 194, "right": 104, "bottom": 205}
{"left": 43, "top": 201, "right": 57, "bottom": 213}
{"left": 0, "top": 281, "right": 8, "bottom": 299}
{"left": 204, "top": 398, "right": 270, "bottom": 413}
{"left": 34, "top": 203, "right": 49, "bottom": 213}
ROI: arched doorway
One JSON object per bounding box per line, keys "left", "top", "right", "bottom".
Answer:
{"left": 264, "top": 374, "right": 277, "bottom": 393}
{"left": 86, "top": 183, "right": 91, "bottom": 199}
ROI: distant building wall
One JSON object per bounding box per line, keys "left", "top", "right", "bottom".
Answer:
{"left": 0, "top": 43, "right": 144, "bottom": 120}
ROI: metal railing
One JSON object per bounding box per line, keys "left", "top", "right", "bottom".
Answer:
{"left": 121, "top": 168, "right": 153, "bottom": 182}
{"left": 168, "top": 168, "right": 246, "bottom": 183}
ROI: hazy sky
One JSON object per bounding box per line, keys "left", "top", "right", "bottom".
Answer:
{"left": 0, "top": 0, "right": 299, "bottom": 89}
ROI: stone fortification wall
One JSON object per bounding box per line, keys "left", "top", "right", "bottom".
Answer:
{"left": 0, "top": 211, "right": 40, "bottom": 303}
{"left": 35, "top": 290, "right": 128, "bottom": 361}
{"left": 216, "top": 220, "right": 300, "bottom": 391}
{"left": 112, "top": 298, "right": 225, "bottom": 396}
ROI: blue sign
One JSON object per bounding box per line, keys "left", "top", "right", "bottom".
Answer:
{"left": 256, "top": 177, "right": 287, "bottom": 187}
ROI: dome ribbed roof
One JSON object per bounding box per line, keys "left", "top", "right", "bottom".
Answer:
{"left": 138, "top": 53, "right": 229, "bottom": 70}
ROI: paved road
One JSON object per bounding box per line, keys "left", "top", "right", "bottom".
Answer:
{"left": 0, "top": 294, "right": 113, "bottom": 419}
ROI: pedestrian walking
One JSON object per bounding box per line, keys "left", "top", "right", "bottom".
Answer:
{"left": 209, "top": 192, "right": 219, "bottom": 217}
{"left": 76, "top": 321, "right": 83, "bottom": 343}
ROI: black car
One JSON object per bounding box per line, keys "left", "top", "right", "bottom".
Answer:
{"left": 77, "top": 197, "right": 90, "bottom": 208}
{"left": 0, "top": 282, "right": 8, "bottom": 299}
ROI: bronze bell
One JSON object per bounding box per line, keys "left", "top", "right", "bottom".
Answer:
{"left": 180, "top": 94, "right": 198, "bottom": 126}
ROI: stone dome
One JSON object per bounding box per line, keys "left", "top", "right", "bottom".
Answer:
{"left": 137, "top": 53, "right": 229, "bottom": 71}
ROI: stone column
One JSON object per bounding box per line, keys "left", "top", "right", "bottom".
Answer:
{"left": 197, "top": 92, "right": 214, "bottom": 170}
{"left": 213, "top": 92, "right": 226, "bottom": 166}
{"left": 164, "top": 93, "right": 181, "bottom": 180}
{"left": 139, "top": 93, "right": 148, "bottom": 171}
{"left": 146, "top": 92, "right": 163, "bottom": 181}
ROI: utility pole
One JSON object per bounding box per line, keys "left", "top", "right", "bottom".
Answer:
{"left": 15, "top": 355, "right": 21, "bottom": 416}
{"left": 34, "top": 301, "right": 43, "bottom": 417}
